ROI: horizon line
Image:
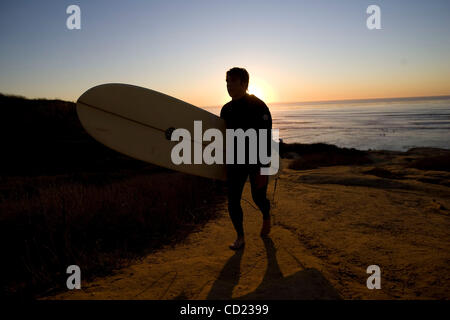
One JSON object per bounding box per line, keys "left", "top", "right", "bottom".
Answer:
{"left": 204, "top": 94, "right": 450, "bottom": 108}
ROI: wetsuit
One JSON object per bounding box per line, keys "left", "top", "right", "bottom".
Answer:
{"left": 220, "top": 93, "right": 272, "bottom": 237}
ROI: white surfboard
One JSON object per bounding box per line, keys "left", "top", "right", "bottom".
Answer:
{"left": 76, "top": 83, "right": 279, "bottom": 181}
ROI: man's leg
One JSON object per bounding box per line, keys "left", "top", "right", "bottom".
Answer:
{"left": 249, "top": 168, "right": 271, "bottom": 235}
{"left": 226, "top": 166, "right": 249, "bottom": 240}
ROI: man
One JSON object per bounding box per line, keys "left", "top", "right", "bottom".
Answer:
{"left": 220, "top": 67, "right": 272, "bottom": 250}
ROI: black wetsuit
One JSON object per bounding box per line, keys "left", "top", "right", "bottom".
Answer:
{"left": 220, "top": 93, "right": 272, "bottom": 237}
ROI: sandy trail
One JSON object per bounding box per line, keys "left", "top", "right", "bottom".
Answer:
{"left": 44, "top": 149, "right": 450, "bottom": 299}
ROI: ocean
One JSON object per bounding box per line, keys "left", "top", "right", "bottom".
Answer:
{"left": 206, "top": 96, "right": 450, "bottom": 152}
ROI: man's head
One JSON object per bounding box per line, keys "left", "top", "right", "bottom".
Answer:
{"left": 226, "top": 67, "right": 249, "bottom": 100}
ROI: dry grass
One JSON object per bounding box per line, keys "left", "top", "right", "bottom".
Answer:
{"left": 0, "top": 171, "right": 225, "bottom": 299}
{"left": 0, "top": 93, "right": 226, "bottom": 299}
{"left": 281, "top": 142, "right": 373, "bottom": 170}
{"left": 407, "top": 154, "right": 450, "bottom": 172}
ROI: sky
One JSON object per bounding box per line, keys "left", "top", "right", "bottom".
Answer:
{"left": 1, "top": 0, "right": 450, "bottom": 107}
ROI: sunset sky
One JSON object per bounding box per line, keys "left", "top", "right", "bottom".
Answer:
{"left": 1, "top": 0, "right": 449, "bottom": 106}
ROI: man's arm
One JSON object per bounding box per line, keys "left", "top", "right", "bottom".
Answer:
{"left": 258, "top": 103, "right": 272, "bottom": 162}
{"left": 265, "top": 106, "right": 272, "bottom": 159}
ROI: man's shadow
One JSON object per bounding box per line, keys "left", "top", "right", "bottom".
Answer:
{"left": 206, "top": 236, "right": 341, "bottom": 299}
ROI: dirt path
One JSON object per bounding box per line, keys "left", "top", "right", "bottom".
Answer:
{"left": 44, "top": 151, "right": 450, "bottom": 299}
{"left": 43, "top": 173, "right": 344, "bottom": 299}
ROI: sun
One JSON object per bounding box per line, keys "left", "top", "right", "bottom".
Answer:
{"left": 247, "top": 77, "right": 275, "bottom": 103}
{"left": 248, "top": 84, "right": 265, "bottom": 100}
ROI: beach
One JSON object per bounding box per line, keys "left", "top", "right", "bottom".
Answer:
{"left": 43, "top": 146, "right": 450, "bottom": 300}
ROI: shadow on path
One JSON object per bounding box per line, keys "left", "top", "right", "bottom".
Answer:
{"left": 207, "top": 236, "right": 341, "bottom": 300}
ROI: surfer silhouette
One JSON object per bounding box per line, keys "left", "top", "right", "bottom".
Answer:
{"left": 220, "top": 67, "right": 272, "bottom": 250}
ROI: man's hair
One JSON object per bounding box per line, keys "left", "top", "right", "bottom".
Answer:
{"left": 226, "top": 67, "right": 249, "bottom": 90}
